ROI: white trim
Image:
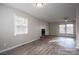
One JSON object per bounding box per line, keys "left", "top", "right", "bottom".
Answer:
{"left": 0, "top": 39, "right": 38, "bottom": 53}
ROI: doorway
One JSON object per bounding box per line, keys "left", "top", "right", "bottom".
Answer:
{"left": 41, "top": 29, "right": 45, "bottom": 36}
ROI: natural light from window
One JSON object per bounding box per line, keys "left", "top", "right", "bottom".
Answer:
{"left": 15, "top": 15, "right": 28, "bottom": 36}
{"left": 59, "top": 24, "right": 74, "bottom": 34}
{"left": 66, "top": 24, "right": 73, "bottom": 34}
{"left": 59, "top": 24, "right": 65, "bottom": 33}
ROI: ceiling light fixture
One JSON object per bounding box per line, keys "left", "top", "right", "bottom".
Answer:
{"left": 64, "top": 19, "right": 68, "bottom": 22}
{"left": 35, "top": 3, "right": 44, "bottom": 7}
{"left": 64, "top": 17, "right": 69, "bottom": 22}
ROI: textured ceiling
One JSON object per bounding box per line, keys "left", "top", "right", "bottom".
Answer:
{"left": 3, "top": 3, "right": 79, "bottom": 22}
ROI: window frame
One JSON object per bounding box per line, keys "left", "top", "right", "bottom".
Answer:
{"left": 59, "top": 24, "right": 66, "bottom": 34}
{"left": 59, "top": 23, "right": 74, "bottom": 34}
{"left": 14, "top": 14, "right": 28, "bottom": 36}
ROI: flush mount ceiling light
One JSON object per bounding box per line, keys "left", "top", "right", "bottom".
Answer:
{"left": 64, "top": 17, "right": 70, "bottom": 22}
{"left": 64, "top": 17, "right": 74, "bottom": 22}
{"left": 34, "top": 3, "right": 45, "bottom": 7}
{"left": 64, "top": 19, "right": 68, "bottom": 22}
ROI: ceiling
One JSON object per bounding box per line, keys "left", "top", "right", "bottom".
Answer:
{"left": 3, "top": 3, "right": 79, "bottom": 22}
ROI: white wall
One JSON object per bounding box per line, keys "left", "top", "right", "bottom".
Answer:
{"left": 0, "top": 5, "right": 49, "bottom": 52}
{"left": 76, "top": 8, "right": 79, "bottom": 48}
{"left": 49, "top": 23, "right": 59, "bottom": 36}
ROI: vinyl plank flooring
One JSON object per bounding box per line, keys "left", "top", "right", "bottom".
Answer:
{"left": 0, "top": 36, "right": 79, "bottom": 55}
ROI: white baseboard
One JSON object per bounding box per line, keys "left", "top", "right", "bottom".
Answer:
{"left": 0, "top": 39, "right": 38, "bottom": 53}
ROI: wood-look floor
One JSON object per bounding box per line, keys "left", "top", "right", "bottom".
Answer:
{"left": 0, "top": 36, "right": 79, "bottom": 55}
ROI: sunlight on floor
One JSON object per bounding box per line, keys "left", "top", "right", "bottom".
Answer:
{"left": 49, "top": 37, "right": 75, "bottom": 48}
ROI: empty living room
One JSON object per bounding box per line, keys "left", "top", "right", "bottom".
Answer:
{"left": 0, "top": 3, "right": 79, "bottom": 55}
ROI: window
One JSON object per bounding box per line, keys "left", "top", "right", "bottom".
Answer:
{"left": 66, "top": 24, "right": 73, "bottom": 34}
{"left": 59, "top": 24, "right": 65, "bottom": 33}
{"left": 15, "top": 15, "right": 28, "bottom": 35}
{"left": 59, "top": 24, "right": 74, "bottom": 34}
